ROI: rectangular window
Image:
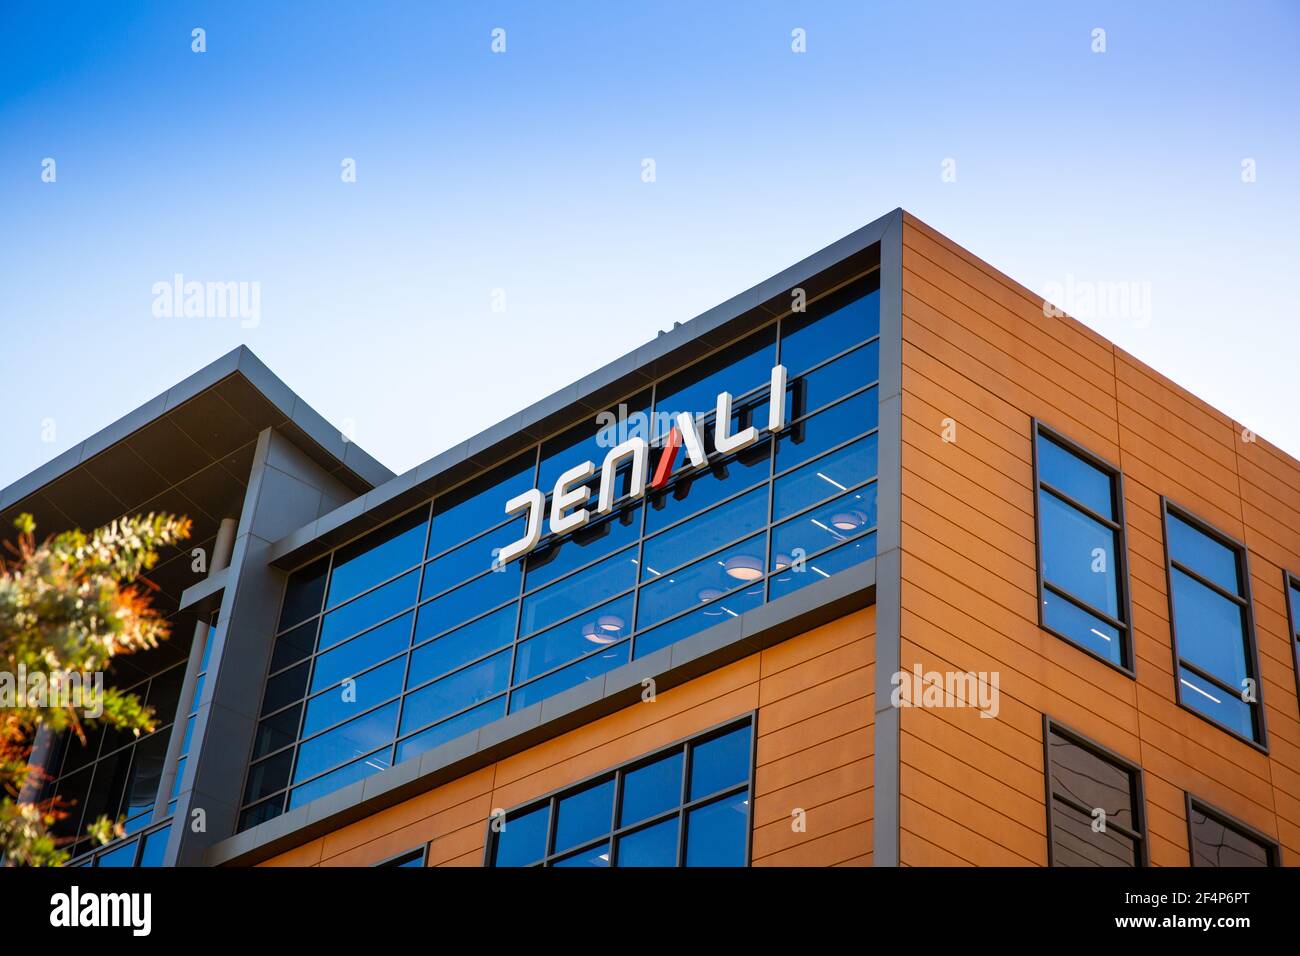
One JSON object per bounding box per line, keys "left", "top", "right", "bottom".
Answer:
{"left": 1286, "top": 571, "right": 1300, "bottom": 720}
{"left": 486, "top": 717, "right": 754, "bottom": 867}
{"left": 374, "top": 846, "right": 427, "bottom": 868}
{"left": 1032, "top": 421, "right": 1132, "bottom": 671}
{"left": 1163, "top": 501, "right": 1264, "bottom": 745}
{"left": 1186, "top": 795, "right": 1278, "bottom": 867}
{"left": 1043, "top": 718, "right": 1146, "bottom": 867}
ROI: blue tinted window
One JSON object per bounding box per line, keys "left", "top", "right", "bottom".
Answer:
{"left": 617, "top": 817, "right": 678, "bottom": 866}
{"left": 519, "top": 547, "right": 637, "bottom": 636}
{"left": 326, "top": 509, "right": 428, "bottom": 609}
{"left": 646, "top": 441, "right": 770, "bottom": 534}
{"left": 278, "top": 557, "right": 329, "bottom": 631}
{"left": 1168, "top": 514, "right": 1240, "bottom": 594}
{"left": 1042, "top": 592, "right": 1122, "bottom": 666}
{"left": 538, "top": 392, "right": 651, "bottom": 493}
{"left": 1171, "top": 569, "right": 1249, "bottom": 687}
{"left": 780, "top": 282, "right": 880, "bottom": 375}
{"left": 422, "top": 520, "right": 520, "bottom": 599}
{"left": 1179, "top": 667, "right": 1255, "bottom": 739}
{"left": 96, "top": 840, "right": 139, "bottom": 867}
{"left": 553, "top": 843, "right": 610, "bottom": 866}
{"left": 261, "top": 660, "right": 309, "bottom": 715}
{"left": 252, "top": 704, "right": 301, "bottom": 760}
{"left": 685, "top": 791, "right": 749, "bottom": 867}
{"left": 120, "top": 731, "right": 167, "bottom": 820}
{"left": 138, "top": 826, "right": 170, "bottom": 867}
{"left": 427, "top": 452, "right": 536, "bottom": 558}
{"left": 775, "top": 388, "right": 878, "bottom": 473}
{"left": 1034, "top": 429, "right": 1130, "bottom": 670}
{"left": 509, "top": 641, "right": 630, "bottom": 712}
{"left": 1290, "top": 583, "right": 1300, "bottom": 638}
{"left": 654, "top": 327, "right": 776, "bottom": 437}
{"left": 289, "top": 749, "right": 389, "bottom": 809}
{"left": 270, "top": 619, "right": 318, "bottom": 672}
{"left": 169, "top": 758, "right": 186, "bottom": 800}
{"left": 238, "top": 797, "right": 283, "bottom": 831}
{"left": 294, "top": 701, "right": 398, "bottom": 784}
{"left": 621, "top": 751, "right": 683, "bottom": 825}
{"left": 642, "top": 486, "right": 768, "bottom": 580}
{"left": 310, "top": 613, "right": 411, "bottom": 695}
{"left": 554, "top": 778, "right": 615, "bottom": 853}
{"left": 319, "top": 570, "right": 419, "bottom": 650}
{"left": 302, "top": 658, "right": 405, "bottom": 737}
{"left": 417, "top": 564, "right": 519, "bottom": 635}
{"left": 488, "top": 720, "right": 751, "bottom": 867}
{"left": 1164, "top": 509, "right": 1259, "bottom": 742}
{"left": 769, "top": 533, "right": 875, "bottom": 601}
{"left": 1036, "top": 434, "right": 1114, "bottom": 520}
{"left": 243, "top": 749, "right": 293, "bottom": 803}
{"left": 526, "top": 506, "right": 642, "bottom": 593}
{"left": 770, "top": 485, "right": 877, "bottom": 567}
{"left": 1039, "top": 490, "right": 1121, "bottom": 619}
{"left": 633, "top": 586, "right": 763, "bottom": 659}
{"left": 494, "top": 803, "right": 550, "bottom": 866}
{"left": 787, "top": 340, "right": 878, "bottom": 420}
{"left": 408, "top": 605, "right": 515, "bottom": 688}
{"left": 637, "top": 533, "right": 766, "bottom": 631}
{"left": 399, "top": 650, "right": 510, "bottom": 735}
{"left": 773, "top": 434, "right": 877, "bottom": 522}
{"left": 515, "top": 595, "right": 633, "bottom": 683}
{"left": 690, "top": 725, "right": 751, "bottom": 799}
{"left": 394, "top": 696, "right": 506, "bottom": 763}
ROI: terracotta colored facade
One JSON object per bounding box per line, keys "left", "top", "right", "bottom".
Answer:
{"left": 898, "top": 213, "right": 1299, "bottom": 866}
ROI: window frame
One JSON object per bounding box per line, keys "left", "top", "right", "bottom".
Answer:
{"left": 1284, "top": 570, "right": 1300, "bottom": 723}
{"left": 1030, "top": 419, "right": 1135, "bottom": 676}
{"left": 1160, "top": 497, "right": 1268, "bottom": 751}
{"left": 1042, "top": 716, "right": 1149, "bottom": 868}
{"left": 482, "top": 713, "right": 757, "bottom": 868}
{"left": 373, "top": 844, "right": 429, "bottom": 868}
{"left": 1184, "top": 793, "right": 1280, "bottom": 867}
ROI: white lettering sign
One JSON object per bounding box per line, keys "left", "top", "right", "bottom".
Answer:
{"left": 499, "top": 365, "right": 788, "bottom": 563}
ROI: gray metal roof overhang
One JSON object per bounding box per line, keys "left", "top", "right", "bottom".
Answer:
{"left": 0, "top": 346, "right": 392, "bottom": 623}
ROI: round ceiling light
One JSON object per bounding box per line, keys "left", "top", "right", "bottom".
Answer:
{"left": 723, "top": 554, "right": 763, "bottom": 581}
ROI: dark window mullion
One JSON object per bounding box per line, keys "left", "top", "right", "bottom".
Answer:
{"left": 1038, "top": 480, "right": 1122, "bottom": 531}
{"left": 1042, "top": 581, "right": 1128, "bottom": 631}
{"left": 1176, "top": 657, "right": 1251, "bottom": 702}
{"left": 1169, "top": 558, "right": 1247, "bottom": 605}
{"left": 1050, "top": 793, "right": 1143, "bottom": 843}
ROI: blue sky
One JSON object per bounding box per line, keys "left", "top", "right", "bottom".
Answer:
{"left": 2, "top": 1, "right": 1297, "bottom": 490}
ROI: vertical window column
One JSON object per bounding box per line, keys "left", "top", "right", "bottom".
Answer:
{"left": 1186, "top": 795, "right": 1279, "bottom": 867}
{"left": 1044, "top": 718, "right": 1147, "bottom": 867}
{"left": 1032, "top": 422, "right": 1132, "bottom": 670}
{"left": 1163, "top": 502, "right": 1264, "bottom": 745}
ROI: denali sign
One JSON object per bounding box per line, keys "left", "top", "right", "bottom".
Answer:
{"left": 498, "top": 365, "right": 789, "bottom": 565}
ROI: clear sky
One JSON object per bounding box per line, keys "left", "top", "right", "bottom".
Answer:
{"left": 2, "top": 1, "right": 1297, "bottom": 490}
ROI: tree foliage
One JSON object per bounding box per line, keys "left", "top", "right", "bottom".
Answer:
{"left": 0, "top": 512, "right": 190, "bottom": 866}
